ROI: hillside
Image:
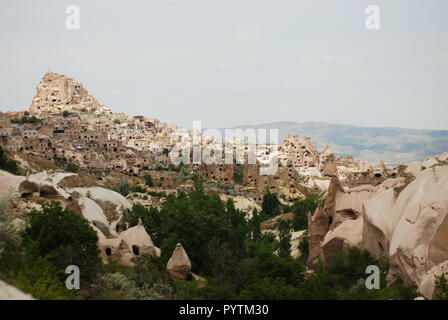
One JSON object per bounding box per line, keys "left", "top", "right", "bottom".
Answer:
{"left": 229, "top": 121, "right": 448, "bottom": 166}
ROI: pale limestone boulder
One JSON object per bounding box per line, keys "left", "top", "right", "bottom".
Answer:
{"left": 0, "top": 280, "right": 34, "bottom": 300}
{"left": 79, "top": 197, "right": 117, "bottom": 239}
{"left": 0, "top": 170, "right": 26, "bottom": 198}
{"left": 361, "top": 189, "right": 398, "bottom": 259}
{"left": 167, "top": 243, "right": 192, "bottom": 280}
{"left": 404, "top": 161, "right": 422, "bottom": 178}
{"left": 78, "top": 197, "right": 109, "bottom": 226}
{"left": 422, "top": 157, "right": 439, "bottom": 169}
{"left": 320, "top": 216, "right": 363, "bottom": 264}
{"left": 70, "top": 187, "right": 131, "bottom": 210}
{"left": 388, "top": 166, "right": 448, "bottom": 287}
{"left": 437, "top": 152, "right": 448, "bottom": 162}
{"left": 418, "top": 260, "right": 448, "bottom": 299}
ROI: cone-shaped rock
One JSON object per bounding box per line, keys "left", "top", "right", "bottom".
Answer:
{"left": 167, "top": 243, "right": 192, "bottom": 280}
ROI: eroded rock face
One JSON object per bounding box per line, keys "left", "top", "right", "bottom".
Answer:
{"left": 167, "top": 243, "right": 192, "bottom": 280}
{"left": 309, "top": 159, "right": 448, "bottom": 298}
{"left": 307, "top": 206, "right": 329, "bottom": 268}
{"left": 308, "top": 175, "right": 405, "bottom": 268}
{"left": 0, "top": 280, "right": 34, "bottom": 300}
{"left": 418, "top": 260, "right": 448, "bottom": 299}
{"left": 96, "top": 218, "right": 161, "bottom": 266}
{"left": 30, "top": 72, "right": 111, "bottom": 115}
{"left": 388, "top": 166, "right": 448, "bottom": 288}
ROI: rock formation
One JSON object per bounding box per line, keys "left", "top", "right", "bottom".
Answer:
{"left": 0, "top": 280, "right": 34, "bottom": 300}
{"left": 308, "top": 155, "right": 448, "bottom": 299}
{"left": 96, "top": 218, "right": 161, "bottom": 266}
{"left": 167, "top": 243, "right": 192, "bottom": 280}
{"left": 30, "top": 72, "right": 111, "bottom": 115}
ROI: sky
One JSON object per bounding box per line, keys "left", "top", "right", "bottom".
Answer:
{"left": 0, "top": 0, "right": 447, "bottom": 130}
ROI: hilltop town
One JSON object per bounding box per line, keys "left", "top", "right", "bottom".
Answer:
{"left": 0, "top": 73, "right": 387, "bottom": 201}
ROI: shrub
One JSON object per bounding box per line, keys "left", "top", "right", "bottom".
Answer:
{"left": 143, "top": 174, "right": 153, "bottom": 187}
{"left": 297, "top": 234, "right": 309, "bottom": 265}
{"left": 21, "top": 201, "right": 101, "bottom": 281}
{"left": 435, "top": 274, "right": 448, "bottom": 300}
{"left": 234, "top": 166, "right": 244, "bottom": 185}
{"left": 291, "top": 196, "right": 322, "bottom": 231}
{"left": 11, "top": 241, "right": 74, "bottom": 300}
{"left": 261, "top": 191, "right": 281, "bottom": 217}
{"left": 0, "top": 199, "right": 20, "bottom": 277}
{"left": 277, "top": 219, "right": 291, "bottom": 258}
{"left": 114, "top": 181, "right": 131, "bottom": 196}
{"left": 66, "top": 162, "right": 79, "bottom": 173}
{"left": 0, "top": 147, "right": 19, "bottom": 175}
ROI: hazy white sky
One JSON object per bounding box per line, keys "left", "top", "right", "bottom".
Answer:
{"left": 0, "top": 0, "right": 447, "bottom": 130}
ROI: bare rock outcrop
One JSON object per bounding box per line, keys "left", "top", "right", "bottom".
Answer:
{"left": 167, "top": 243, "right": 192, "bottom": 280}
{"left": 96, "top": 218, "right": 161, "bottom": 266}
{"left": 30, "top": 72, "right": 111, "bottom": 115}
{"left": 309, "top": 158, "right": 448, "bottom": 299}
{"left": 418, "top": 260, "right": 448, "bottom": 299}
{"left": 308, "top": 176, "right": 405, "bottom": 268}
{"left": 307, "top": 206, "right": 329, "bottom": 268}
{"left": 387, "top": 166, "right": 448, "bottom": 288}
{"left": 0, "top": 280, "right": 34, "bottom": 300}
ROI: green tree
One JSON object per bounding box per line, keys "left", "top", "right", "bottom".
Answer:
{"left": 291, "top": 196, "right": 321, "bottom": 230}
{"left": 66, "top": 162, "right": 79, "bottom": 173}
{"left": 0, "top": 146, "right": 19, "bottom": 175}
{"left": 250, "top": 208, "right": 261, "bottom": 241}
{"left": 143, "top": 175, "right": 153, "bottom": 187}
{"left": 297, "top": 234, "right": 309, "bottom": 265}
{"left": 114, "top": 180, "right": 131, "bottom": 196}
{"left": 11, "top": 241, "right": 74, "bottom": 300}
{"left": 21, "top": 201, "right": 101, "bottom": 281}
{"left": 234, "top": 166, "right": 244, "bottom": 185}
{"left": 62, "top": 110, "right": 69, "bottom": 118}
{"left": 278, "top": 219, "right": 291, "bottom": 258}
{"left": 261, "top": 191, "right": 280, "bottom": 217}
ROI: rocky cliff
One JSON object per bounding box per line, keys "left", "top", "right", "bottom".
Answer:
{"left": 308, "top": 152, "right": 448, "bottom": 299}
{"left": 30, "top": 72, "right": 111, "bottom": 115}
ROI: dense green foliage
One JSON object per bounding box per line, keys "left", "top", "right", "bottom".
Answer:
{"left": 65, "top": 162, "right": 79, "bottom": 173}
{"left": 297, "top": 234, "right": 309, "bottom": 265}
{"left": 261, "top": 191, "right": 281, "bottom": 217}
{"left": 143, "top": 174, "right": 154, "bottom": 187}
{"left": 291, "top": 195, "right": 323, "bottom": 230}
{"left": 234, "top": 166, "right": 244, "bottom": 185}
{"left": 114, "top": 180, "right": 131, "bottom": 196}
{"left": 301, "top": 247, "right": 418, "bottom": 300}
{"left": 10, "top": 116, "right": 42, "bottom": 124}
{"left": 0, "top": 173, "right": 422, "bottom": 300}
{"left": 435, "top": 274, "right": 448, "bottom": 300}
{"left": 21, "top": 201, "right": 101, "bottom": 281}
{"left": 0, "top": 146, "right": 19, "bottom": 174}
{"left": 278, "top": 219, "right": 292, "bottom": 258}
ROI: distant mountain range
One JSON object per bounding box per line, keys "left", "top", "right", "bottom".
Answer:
{"left": 226, "top": 121, "right": 448, "bottom": 166}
